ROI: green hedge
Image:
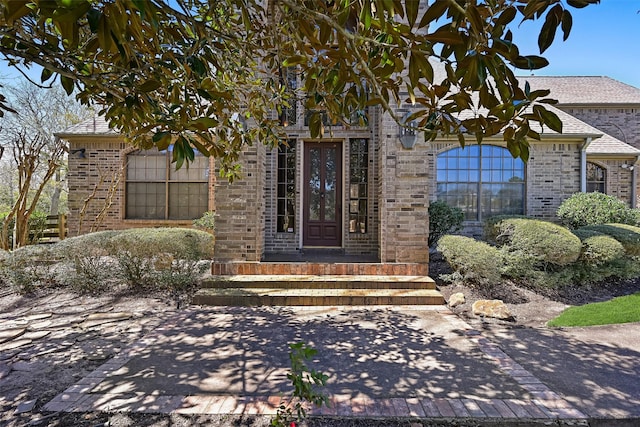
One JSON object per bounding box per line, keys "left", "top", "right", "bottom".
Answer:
{"left": 2, "top": 228, "right": 214, "bottom": 294}
{"left": 557, "top": 192, "right": 639, "bottom": 229}
{"left": 491, "top": 218, "right": 581, "bottom": 267}
{"left": 428, "top": 201, "right": 464, "bottom": 247}
{"left": 578, "top": 224, "right": 640, "bottom": 256}
{"left": 572, "top": 229, "right": 625, "bottom": 265}
{"left": 437, "top": 235, "right": 502, "bottom": 289}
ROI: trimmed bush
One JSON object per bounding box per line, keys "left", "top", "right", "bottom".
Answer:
{"left": 572, "top": 229, "right": 625, "bottom": 265}
{"left": 483, "top": 215, "right": 530, "bottom": 244}
{"left": 52, "top": 228, "right": 214, "bottom": 293}
{"left": 0, "top": 245, "right": 60, "bottom": 293}
{"left": 578, "top": 224, "right": 640, "bottom": 256}
{"left": 557, "top": 192, "right": 638, "bottom": 229}
{"left": 106, "top": 228, "right": 214, "bottom": 290}
{"left": 437, "top": 235, "right": 502, "bottom": 288}
{"left": 492, "top": 218, "right": 581, "bottom": 267}
{"left": 428, "top": 201, "right": 464, "bottom": 247}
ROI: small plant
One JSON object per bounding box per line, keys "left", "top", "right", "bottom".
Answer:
{"left": 557, "top": 192, "right": 638, "bottom": 229}
{"left": 437, "top": 235, "right": 502, "bottom": 290}
{"left": 428, "top": 201, "right": 463, "bottom": 247}
{"left": 272, "top": 342, "right": 330, "bottom": 427}
{"left": 0, "top": 245, "right": 60, "bottom": 293}
{"left": 192, "top": 211, "right": 216, "bottom": 233}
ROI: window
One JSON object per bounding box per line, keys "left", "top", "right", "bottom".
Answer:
{"left": 277, "top": 140, "right": 296, "bottom": 232}
{"left": 586, "top": 162, "right": 606, "bottom": 193}
{"left": 349, "top": 138, "right": 368, "bottom": 233}
{"left": 126, "top": 149, "right": 209, "bottom": 220}
{"left": 436, "top": 145, "right": 525, "bottom": 221}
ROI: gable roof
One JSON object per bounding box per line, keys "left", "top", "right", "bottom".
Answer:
{"left": 519, "top": 76, "right": 640, "bottom": 106}
{"left": 56, "top": 116, "right": 116, "bottom": 137}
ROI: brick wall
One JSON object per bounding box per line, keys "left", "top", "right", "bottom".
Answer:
{"left": 66, "top": 138, "right": 216, "bottom": 237}
{"left": 213, "top": 143, "right": 266, "bottom": 261}
{"left": 378, "top": 110, "right": 430, "bottom": 264}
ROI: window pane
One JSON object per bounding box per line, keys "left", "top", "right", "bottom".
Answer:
{"left": 168, "top": 183, "right": 208, "bottom": 219}
{"left": 436, "top": 145, "right": 525, "bottom": 221}
{"left": 277, "top": 140, "right": 296, "bottom": 232}
{"left": 126, "top": 182, "right": 165, "bottom": 219}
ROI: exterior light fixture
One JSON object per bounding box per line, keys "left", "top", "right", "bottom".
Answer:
{"left": 399, "top": 112, "right": 418, "bottom": 149}
{"left": 621, "top": 163, "right": 635, "bottom": 171}
{"left": 70, "top": 148, "right": 86, "bottom": 158}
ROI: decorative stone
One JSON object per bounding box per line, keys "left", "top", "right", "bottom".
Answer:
{"left": 472, "top": 299, "right": 513, "bottom": 320}
{"left": 15, "top": 399, "right": 37, "bottom": 414}
{"left": 448, "top": 292, "right": 465, "bottom": 308}
{"left": 0, "top": 327, "right": 26, "bottom": 344}
{"left": 81, "top": 312, "right": 133, "bottom": 328}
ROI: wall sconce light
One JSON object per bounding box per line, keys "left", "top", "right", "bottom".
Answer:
{"left": 70, "top": 148, "right": 86, "bottom": 158}
{"left": 621, "top": 163, "right": 635, "bottom": 171}
{"left": 399, "top": 112, "right": 418, "bottom": 149}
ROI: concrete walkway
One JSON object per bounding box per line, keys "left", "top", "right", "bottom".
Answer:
{"left": 43, "top": 306, "right": 640, "bottom": 425}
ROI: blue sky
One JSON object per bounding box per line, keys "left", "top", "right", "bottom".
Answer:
{"left": 1, "top": 1, "right": 639, "bottom": 87}
{"left": 509, "top": 0, "right": 640, "bottom": 87}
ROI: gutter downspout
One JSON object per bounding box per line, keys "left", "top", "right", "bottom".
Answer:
{"left": 632, "top": 155, "right": 639, "bottom": 208}
{"left": 580, "top": 137, "right": 592, "bottom": 193}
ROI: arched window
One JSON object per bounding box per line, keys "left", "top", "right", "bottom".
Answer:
{"left": 125, "top": 148, "right": 209, "bottom": 220}
{"left": 436, "top": 145, "right": 525, "bottom": 221}
{"left": 586, "top": 162, "right": 606, "bottom": 193}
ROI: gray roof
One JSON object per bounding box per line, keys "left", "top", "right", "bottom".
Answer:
{"left": 56, "top": 116, "right": 116, "bottom": 137}
{"left": 519, "top": 76, "right": 640, "bottom": 105}
{"left": 586, "top": 133, "right": 640, "bottom": 156}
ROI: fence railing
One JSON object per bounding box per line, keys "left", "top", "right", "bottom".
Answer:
{"left": 29, "top": 214, "right": 67, "bottom": 244}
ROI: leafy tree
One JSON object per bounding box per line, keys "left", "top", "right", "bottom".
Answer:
{"left": 0, "top": 0, "right": 599, "bottom": 178}
{"left": 0, "top": 82, "right": 92, "bottom": 249}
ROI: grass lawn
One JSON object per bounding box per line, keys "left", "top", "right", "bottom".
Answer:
{"left": 548, "top": 292, "right": 640, "bottom": 327}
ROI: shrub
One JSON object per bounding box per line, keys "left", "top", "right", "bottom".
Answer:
{"left": 106, "top": 228, "right": 214, "bottom": 291}
{"left": 483, "top": 215, "right": 529, "bottom": 244}
{"left": 55, "top": 231, "right": 118, "bottom": 293}
{"left": 0, "top": 245, "right": 60, "bottom": 293}
{"left": 428, "top": 201, "right": 464, "bottom": 247}
{"left": 193, "top": 211, "right": 216, "bottom": 233}
{"left": 557, "top": 192, "right": 638, "bottom": 229}
{"left": 572, "top": 229, "right": 625, "bottom": 265}
{"left": 492, "top": 218, "right": 581, "bottom": 267}
{"left": 437, "top": 235, "right": 502, "bottom": 289}
{"left": 578, "top": 224, "right": 640, "bottom": 256}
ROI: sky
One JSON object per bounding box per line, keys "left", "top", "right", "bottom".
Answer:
{"left": 1, "top": 1, "right": 639, "bottom": 88}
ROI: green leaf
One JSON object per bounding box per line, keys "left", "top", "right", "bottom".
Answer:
{"left": 283, "top": 55, "right": 306, "bottom": 67}
{"left": 152, "top": 131, "right": 172, "bottom": 150}
{"left": 60, "top": 75, "right": 74, "bottom": 95}
{"left": 360, "top": 0, "right": 371, "bottom": 30}
{"left": 405, "top": 0, "right": 419, "bottom": 28}
{"left": 538, "top": 4, "right": 561, "bottom": 53}
{"left": 418, "top": 0, "right": 448, "bottom": 29}
{"left": 538, "top": 105, "right": 563, "bottom": 133}
{"left": 567, "top": 0, "right": 599, "bottom": 8}
{"left": 40, "top": 68, "right": 53, "bottom": 83}
{"left": 138, "top": 80, "right": 162, "bottom": 93}
{"left": 512, "top": 55, "right": 549, "bottom": 70}
{"left": 561, "top": 10, "right": 572, "bottom": 41}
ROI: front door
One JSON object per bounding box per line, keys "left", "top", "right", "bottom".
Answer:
{"left": 303, "top": 142, "right": 342, "bottom": 246}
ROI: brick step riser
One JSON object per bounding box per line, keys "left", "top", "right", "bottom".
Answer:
{"left": 211, "top": 263, "right": 428, "bottom": 276}
{"left": 192, "top": 295, "right": 445, "bottom": 306}
{"left": 200, "top": 281, "right": 437, "bottom": 290}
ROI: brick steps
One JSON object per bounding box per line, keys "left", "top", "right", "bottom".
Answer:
{"left": 201, "top": 275, "right": 437, "bottom": 290}
{"left": 192, "top": 287, "right": 445, "bottom": 306}
{"left": 195, "top": 262, "right": 444, "bottom": 307}
{"left": 211, "top": 261, "right": 428, "bottom": 276}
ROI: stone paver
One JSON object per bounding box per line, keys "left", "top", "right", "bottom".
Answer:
{"left": 39, "top": 306, "right": 638, "bottom": 424}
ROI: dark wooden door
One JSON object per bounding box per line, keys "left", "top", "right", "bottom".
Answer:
{"left": 303, "top": 142, "right": 342, "bottom": 246}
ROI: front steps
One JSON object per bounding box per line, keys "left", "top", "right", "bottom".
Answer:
{"left": 192, "top": 262, "right": 445, "bottom": 307}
